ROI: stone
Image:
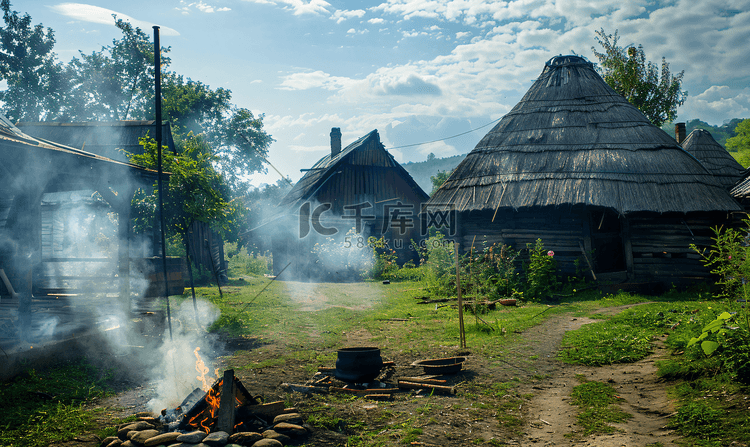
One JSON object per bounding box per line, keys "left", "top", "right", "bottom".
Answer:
{"left": 120, "top": 442, "right": 134, "bottom": 447}
{"left": 227, "top": 432, "right": 263, "bottom": 446}
{"left": 272, "top": 423, "right": 307, "bottom": 437}
{"left": 271, "top": 413, "right": 302, "bottom": 425}
{"left": 130, "top": 429, "right": 161, "bottom": 445}
{"left": 100, "top": 436, "right": 118, "bottom": 447}
{"left": 203, "top": 431, "right": 230, "bottom": 447}
{"left": 176, "top": 431, "right": 208, "bottom": 443}
{"left": 250, "top": 440, "right": 283, "bottom": 447}
{"left": 261, "top": 430, "right": 290, "bottom": 444}
{"left": 118, "top": 421, "right": 155, "bottom": 439}
{"left": 106, "top": 439, "right": 123, "bottom": 447}
{"left": 144, "top": 432, "right": 181, "bottom": 446}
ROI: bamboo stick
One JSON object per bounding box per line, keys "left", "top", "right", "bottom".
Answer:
{"left": 397, "top": 381, "right": 456, "bottom": 395}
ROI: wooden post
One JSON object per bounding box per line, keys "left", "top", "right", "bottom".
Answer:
{"left": 455, "top": 242, "right": 466, "bottom": 348}
{"left": 217, "top": 369, "right": 236, "bottom": 434}
{"left": 118, "top": 202, "right": 131, "bottom": 314}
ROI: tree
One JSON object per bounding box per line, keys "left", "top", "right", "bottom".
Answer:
{"left": 592, "top": 28, "right": 687, "bottom": 127}
{"left": 66, "top": 18, "right": 165, "bottom": 121}
{"left": 0, "top": 0, "right": 68, "bottom": 122}
{"left": 161, "top": 73, "right": 273, "bottom": 192}
{"left": 128, "top": 133, "right": 247, "bottom": 251}
{"left": 430, "top": 170, "right": 451, "bottom": 195}
{"left": 726, "top": 118, "right": 750, "bottom": 167}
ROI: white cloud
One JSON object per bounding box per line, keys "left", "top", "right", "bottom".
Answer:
{"left": 368, "top": 17, "right": 385, "bottom": 24}
{"left": 278, "top": 71, "right": 353, "bottom": 91}
{"left": 456, "top": 31, "right": 471, "bottom": 39}
{"left": 330, "top": 9, "right": 365, "bottom": 24}
{"left": 681, "top": 85, "right": 750, "bottom": 125}
{"left": 176, "top": 1, "right": 231, "bottom": 13}
{"left": 243, "top": 0, "right": 331, "bottom": 16}
{"left": 51, "top": 3, "right": 180, "bottom": 35}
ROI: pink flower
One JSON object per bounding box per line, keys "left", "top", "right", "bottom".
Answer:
{"left": 729, "top": 255, "right": 732, "bottom": 260}
{"left": 547, "top": 250, "right": 554, "bottom": 257}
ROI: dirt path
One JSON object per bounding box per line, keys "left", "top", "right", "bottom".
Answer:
{"left": 518, "top": 309, "right": 680, "bottom": 446}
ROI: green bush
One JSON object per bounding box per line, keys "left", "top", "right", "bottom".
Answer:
{"left": 523, "top": 239, "right": 559, "bottom": 301}
{"left": 689, "top": 222, "right": 750, "bottom": 383}
{"left": 225, "top": 241, "right": 271, "bottom": 277}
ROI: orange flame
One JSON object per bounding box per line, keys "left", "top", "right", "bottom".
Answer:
{"left": 187, "top": 378, "right": 224, "bottom": 433}
{"left": 194, "top": 347, "right": 211, "bottom": 391}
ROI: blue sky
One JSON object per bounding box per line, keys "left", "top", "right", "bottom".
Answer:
{"left": 18, "top": 0, "right": 750, "bottom": 186}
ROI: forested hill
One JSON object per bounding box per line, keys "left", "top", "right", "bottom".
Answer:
{"left": 401, "top": 154, "right": 466, "bottom": 194}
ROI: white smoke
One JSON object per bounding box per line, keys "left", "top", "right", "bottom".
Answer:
{"left": 145, "top": 298, "right": 222, "bottom": 412}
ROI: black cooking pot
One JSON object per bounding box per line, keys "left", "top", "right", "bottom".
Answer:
{"left": 334, "top": 347, "right": 383, "bottom": 383}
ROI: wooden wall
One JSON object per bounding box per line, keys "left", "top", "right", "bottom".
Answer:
{"left": 455, "top": 207, "right": 729, "bottom": 286}
{"left": 457, "top": 208, "right": 589, "bottom": 277}
{"left": 627, "top": 212, "right": 725, "bottom": 283}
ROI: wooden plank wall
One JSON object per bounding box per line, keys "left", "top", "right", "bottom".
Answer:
{"left": 457, "top": 209, "right": 587, "bottom": 276}
{"left": 627, "top": 213, "right": 721, "bottom": 282}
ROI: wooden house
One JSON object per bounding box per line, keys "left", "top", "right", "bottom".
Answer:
{"left": 427, "top": 55, "right": 741, "bottom": 287}
{"left": 0, "top": 115, "right": 159, "bottom": 352}
{"left": 272, "top": 128, "right": 429, "bottom": 280}
{"left": 17, "top": 121, "right": 227, "bottom": 284}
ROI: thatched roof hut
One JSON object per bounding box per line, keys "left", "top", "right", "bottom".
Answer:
{"left": 272, "top": 128, "right": 429, "bottom": 280}
{"left": 427, "top": 55, "right": 741, "bottom": 286}
{"left": 680, "top": 129, "right": 745, "bottom": 190}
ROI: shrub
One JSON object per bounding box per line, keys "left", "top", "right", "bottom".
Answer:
{"left": 523, "top": 239, "right": 559, "bottom": 301}
{"left": 225, "top": 241, "right": 271, "bottom": 277}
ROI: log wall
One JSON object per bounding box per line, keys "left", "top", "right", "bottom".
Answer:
{"left": 627, "top": 212, "right": 724, "bottom": 283}
{"left": 457, "top": 208, "right": 588, "bottom": 277}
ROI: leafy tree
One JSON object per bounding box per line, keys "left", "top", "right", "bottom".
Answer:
{"left": 129, "top": 133, "right": 247, "bottom": 251}
{"left": 161, "top": 73, "right": 274, "bottom": 192}
{"left": 726, "top": 118, "right": 750, "bottom": 167}
{"left": 0, "top": 0, "right": 68, "bottom": 121}
{"left": 592, "top": 28, "right": 687, "bottom": 127}
{"left": 66, "top": 18, "right": 165, "bottom": 121}
{"left": 430, "top": 170, "right": 450, "bottom": 195}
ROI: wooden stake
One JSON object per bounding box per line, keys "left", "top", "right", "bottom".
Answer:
{"left": 455, "top": 242, "right": 466, "bottom": 348}
{"left": 217, "top": 370, "right": 236, "bottom": 434}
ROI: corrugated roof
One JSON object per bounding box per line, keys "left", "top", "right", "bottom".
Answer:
{"left": 0, "top": 116, "right": 157, "bottom": 176}
{"left": 16, "top": 120, "right": 175, "bottom": 163}
{"left": 681, "top": 129, "right": 745, "bottom": 190}
{"left": 428, "top": 55, "right": 741, "bottom": 214}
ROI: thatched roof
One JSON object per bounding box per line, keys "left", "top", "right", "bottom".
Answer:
{"left": 277, "top": 129, "right": 428, "bottom": 213}
{"left": 428, "top": 55, "right": 741, "bottom": 214}
{"left": 680, "top": 129, "right": 745, "bottom": 190}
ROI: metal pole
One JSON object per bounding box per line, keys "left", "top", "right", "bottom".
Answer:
{"left": 154, "top": 25, "right": 173, "bottom": 340}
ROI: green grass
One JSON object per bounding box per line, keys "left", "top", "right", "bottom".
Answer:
{"left": 0, "top": 358, "right": 121, "bottom": 447}
{"left": 568, "top": 376, "right": 632, "bottom": 436}
{"left": 4, "top": 281, "right": 750, "bottom": 446}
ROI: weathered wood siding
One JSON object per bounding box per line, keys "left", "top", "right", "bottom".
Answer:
{"left": 627, "top": 212, "right": 722, "bottom": 282}
{"left": 457, "top": 208, "right": 588, "bottom": 276}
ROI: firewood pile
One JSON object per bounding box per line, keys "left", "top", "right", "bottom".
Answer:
{"left": 279, "top": 359, "right": 460, "bottom": 399}
{"left": 99, "top": 370, "right": 308, "bottom": 447}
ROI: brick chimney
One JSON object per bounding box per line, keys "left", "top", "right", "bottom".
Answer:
{"left": 675, "top": 122, "right": 686, "bottom": 145}
{"left": 330, "top": 127, "right": 342, "bottom": 158}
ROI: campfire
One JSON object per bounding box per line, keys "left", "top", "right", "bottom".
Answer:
{"left": 101, "top": 367, "right": 309, "bottom": 447}
{"left": 100, "top": 346, "right": 468, "bottom": 447}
